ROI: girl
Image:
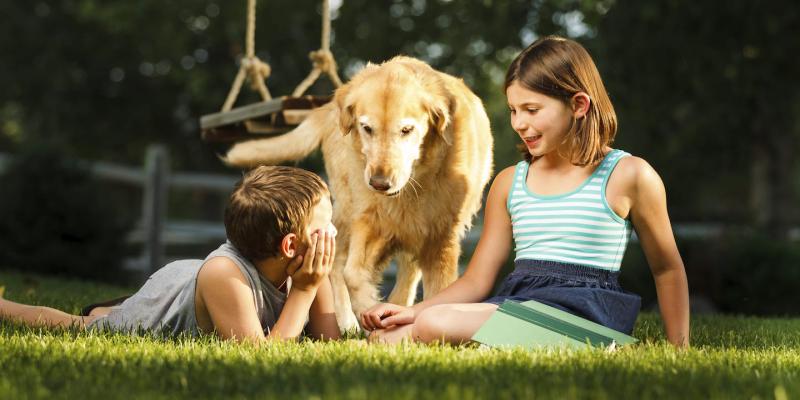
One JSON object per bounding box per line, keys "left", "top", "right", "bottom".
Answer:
{"left": 360, "top": 36, "right": 690, "bottom": 347}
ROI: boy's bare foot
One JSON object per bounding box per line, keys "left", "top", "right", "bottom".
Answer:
{"left": 87, "top": 306, "right": 113, "bottom": 317}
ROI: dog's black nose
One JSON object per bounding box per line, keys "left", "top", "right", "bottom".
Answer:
{"left": 369, "top": 175, "right": 392, "bottom": 191}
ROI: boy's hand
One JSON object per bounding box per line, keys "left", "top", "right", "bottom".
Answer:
{"left": 360, "top": 303, "right": 416, "bottom": 331}
{"left": 288, "top": 230, "right": 335, "bottom": 293}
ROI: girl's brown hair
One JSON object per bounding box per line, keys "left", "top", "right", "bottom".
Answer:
{"left": 224, "top": 166, "right": 329, "bottom": 262}
{"left": 505, "top": 36, "right": 617, "bottom": 166}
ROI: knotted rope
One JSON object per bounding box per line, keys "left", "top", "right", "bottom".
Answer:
{"left": 291, "top": 0, "right": 343, "bottom": 97}
{"left": 221, "top": 0, "right": 272, "bottom": 112}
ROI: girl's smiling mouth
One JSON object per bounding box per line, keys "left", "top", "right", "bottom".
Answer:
{"left": 523, "top": 135, "right": 542, "bottom": 147}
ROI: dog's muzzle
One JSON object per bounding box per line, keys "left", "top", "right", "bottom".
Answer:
{"left": 369, "top": 175, "right": 393, "bottom": 192}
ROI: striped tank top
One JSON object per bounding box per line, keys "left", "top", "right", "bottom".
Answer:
{"left": 507, "top": 149, "right": 632, "bottom": 271}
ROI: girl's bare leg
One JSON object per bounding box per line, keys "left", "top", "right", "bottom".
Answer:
{"left": 369, "top": 303, "right": 498, "bottom": 345}
{"left": 0, "top": 297, "right": 96, "bottom": 328}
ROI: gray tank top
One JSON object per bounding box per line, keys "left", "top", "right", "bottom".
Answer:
{"left": 89, "top": 241, "right": 287, "bottom": 336}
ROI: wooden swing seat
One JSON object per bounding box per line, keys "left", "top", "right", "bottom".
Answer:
{"left": 200, "top": 95, "right": 331, "bottom": 142}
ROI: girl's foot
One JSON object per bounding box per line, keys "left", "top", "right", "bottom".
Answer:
{"left": 368, "top": 324, "right": 414, "bottom": 344}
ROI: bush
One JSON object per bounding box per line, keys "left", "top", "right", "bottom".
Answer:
{"left": 619, "top": 234, "right": 800, "bottom": 316}
{"left": 715, "top": 234, "right": 800, "bottom": 316}
{"left": 0, "top": 144, "right": 131, "bottom": 281}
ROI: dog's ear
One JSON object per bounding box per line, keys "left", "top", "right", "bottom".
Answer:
{"left": 334, "top": 85, "right": 355, "bottom": 136}
{"left": 428, "top": 94, "right": 454, "bottom": 145}
{"left": 338, "top": 104, "right": 355, "bottom": 136}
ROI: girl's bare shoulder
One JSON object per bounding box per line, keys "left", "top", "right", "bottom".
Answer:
{"left": 613, "top": 155, "right": 665, "bottom": 196}
{"left": 489, "top": 165, "right": 518, "bottom": 194}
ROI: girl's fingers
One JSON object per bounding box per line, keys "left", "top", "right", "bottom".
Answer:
{"left": 360, "top": 312, "right": 371, "bottom": 331}
{"left": 369, "top": 311, "right": 384, "bottom": 329}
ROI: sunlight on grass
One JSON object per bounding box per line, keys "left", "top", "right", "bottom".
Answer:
{"left": 1, "top": 270, "right": 799, "bottom": 399}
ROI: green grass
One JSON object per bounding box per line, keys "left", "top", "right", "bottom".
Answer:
{"left": 1, "top": 270, "right": 798, "bottom": 400}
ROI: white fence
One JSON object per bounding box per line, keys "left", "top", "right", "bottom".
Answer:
{"left": 1, "top": 146, "right": 797, "bottom": 277}
{"left": 0, "top": 145, "right": 237, "bottom": 274}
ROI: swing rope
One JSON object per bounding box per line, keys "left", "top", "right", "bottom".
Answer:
{"left": 291, "top": 0, "right": 343, "bottom": 97}
{"left": 220, "top": 0, "right": 342, "bottom": 112}
{"left": 221, "top": 0, "right": 273, "bottom": 112}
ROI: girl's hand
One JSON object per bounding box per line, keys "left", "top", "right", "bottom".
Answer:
{"left": 360, "top": 303, "right": 416, "bottom": 331}
{"left": 288, "top": 230, "right": 335, "bottom": 293}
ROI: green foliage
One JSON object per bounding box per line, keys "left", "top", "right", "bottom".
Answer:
{"left": 0, "top": 144, "right": 131, "bottom": 282}
{"left": 619, "top": 235, "right": 800, "bottom": 316}
{"left": 595, "top": 0, "right": 800, "bottom": 225}
{"left": 715, "top": 235, "right": 800, "bottom": 316}
{"left": 1, "top": 270, "right": 800, "bottom": 399}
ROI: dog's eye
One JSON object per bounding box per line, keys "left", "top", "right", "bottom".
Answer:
{"left": 362, "top": 125, "right": 373, "bottom": 135}
{"left": 400, "top": 125, "right": 414, "bottom": 135}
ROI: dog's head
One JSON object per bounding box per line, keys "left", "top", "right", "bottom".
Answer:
{"left": 335, "top": 57, "right": 454, "bottom": 196}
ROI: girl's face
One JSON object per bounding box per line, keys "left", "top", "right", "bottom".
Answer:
{"left": 506, "top": 81, "right": 574, "bottom": 158}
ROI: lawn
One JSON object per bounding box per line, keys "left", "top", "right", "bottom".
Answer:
{"left": 1, "top": 270, "right": 798, "bottom": 400}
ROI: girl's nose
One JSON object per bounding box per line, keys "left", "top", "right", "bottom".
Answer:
{"left": 511, "top": 115, "right": 527, "bottom": 133}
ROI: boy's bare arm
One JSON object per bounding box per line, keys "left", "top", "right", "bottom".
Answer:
{"left": 268, "top": 230, "right": 334, "bottom": 340}
{"left": 198, "top": 231, "right": 333, "bottom": 342}
{"left": 306, "top": 276, "right": 340, "bottom": 340}
{"left": 197, "top": 258, "right": 269, "bottom": 342}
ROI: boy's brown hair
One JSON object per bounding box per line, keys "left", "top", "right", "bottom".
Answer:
{"left": 505, "top": 36, "right": 617, "bottom": 166}
{"left": 224, "top": 166, "right": 329, "bottom": 262}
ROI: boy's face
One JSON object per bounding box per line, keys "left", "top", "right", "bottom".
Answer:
{"left": 300, "top": 195, "right": 335, "bottom": 249}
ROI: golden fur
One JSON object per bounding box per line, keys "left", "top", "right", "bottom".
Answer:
{"left": 225, "top": 56, "right": 493, "bottom": 330}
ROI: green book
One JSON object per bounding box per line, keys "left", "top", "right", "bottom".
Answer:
{"left": 472, "top": 300, "right": 638, "bottom": 350}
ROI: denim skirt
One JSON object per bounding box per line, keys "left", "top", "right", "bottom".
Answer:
{"left": 483, "top": 259, "right": 642, "bottom": 334}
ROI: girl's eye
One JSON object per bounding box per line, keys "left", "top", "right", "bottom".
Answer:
{"left": 527, "top": 109, "right": 539, "bottom": 114}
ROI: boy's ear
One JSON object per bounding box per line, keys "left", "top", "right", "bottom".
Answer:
{"left": 280, "top": 233, "right": 298, "bottom": 258}
{"left": 571, "top": 92, "right": 591, "bottom": 118}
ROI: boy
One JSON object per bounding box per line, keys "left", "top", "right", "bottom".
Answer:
{"left": 0, "top": 166, "right": 340, "bottom": 342}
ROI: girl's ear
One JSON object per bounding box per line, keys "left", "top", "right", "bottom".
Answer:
{"left": 571, "top": 92, "right": 591, "bottom": 119}
{"left": 280, "top": 233, "right": 298, "bottom": 258}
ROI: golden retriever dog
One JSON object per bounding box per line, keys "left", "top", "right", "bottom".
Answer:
{"left": 224, "top": 56, "right": 493, "bottom": 330}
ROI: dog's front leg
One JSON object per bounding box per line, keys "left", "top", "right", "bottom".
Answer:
{"left": 330, "top": 245, "right": 359, "bottom": 332}
{"left": 342, "top": 218, "right": 391, "bottom": 323}
{"left": 387, "top": 252, "right": 422, "bottom": 306}
{"left": 419, "top": 234, "right": 461, "bottom": 299}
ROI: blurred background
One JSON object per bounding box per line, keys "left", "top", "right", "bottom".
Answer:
{"left": 0, "top": 0, "right": 797, "bottom": 316}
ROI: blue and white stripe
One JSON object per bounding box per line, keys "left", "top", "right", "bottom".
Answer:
{"left": 507, "top": 150, "right": 631, "bottom": 271}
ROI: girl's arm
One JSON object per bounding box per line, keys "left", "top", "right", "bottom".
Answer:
{"left": 361, "top": 166, "right": 515, "bottom": 330}
{"left": 627, "top": 158, "right": 690, "bottom": 347}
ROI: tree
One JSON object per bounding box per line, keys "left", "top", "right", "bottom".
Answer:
{"left": 596, "top": 0, "right": 800, "bottom": 237}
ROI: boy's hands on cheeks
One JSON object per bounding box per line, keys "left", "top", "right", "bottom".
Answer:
{"left": 360, "top": 303, "right": 416, "bottom": 331}
{"left": 288, "top": 229, "right": 335, "bottom": 293}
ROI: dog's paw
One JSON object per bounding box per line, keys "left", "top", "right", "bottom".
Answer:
{"left": 337, "top": 310, "right": 361, "bottom": 333}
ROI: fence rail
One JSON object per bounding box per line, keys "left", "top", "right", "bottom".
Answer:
{"left": 0, "top": 146, "right": 239, "bottom": 273}
{"left": 1, "top": 147, "right": 798, "bottom": 276}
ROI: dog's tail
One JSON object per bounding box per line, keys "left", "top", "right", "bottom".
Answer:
{"left": 222, "top": 102, "right": 337, "bottom": 167}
